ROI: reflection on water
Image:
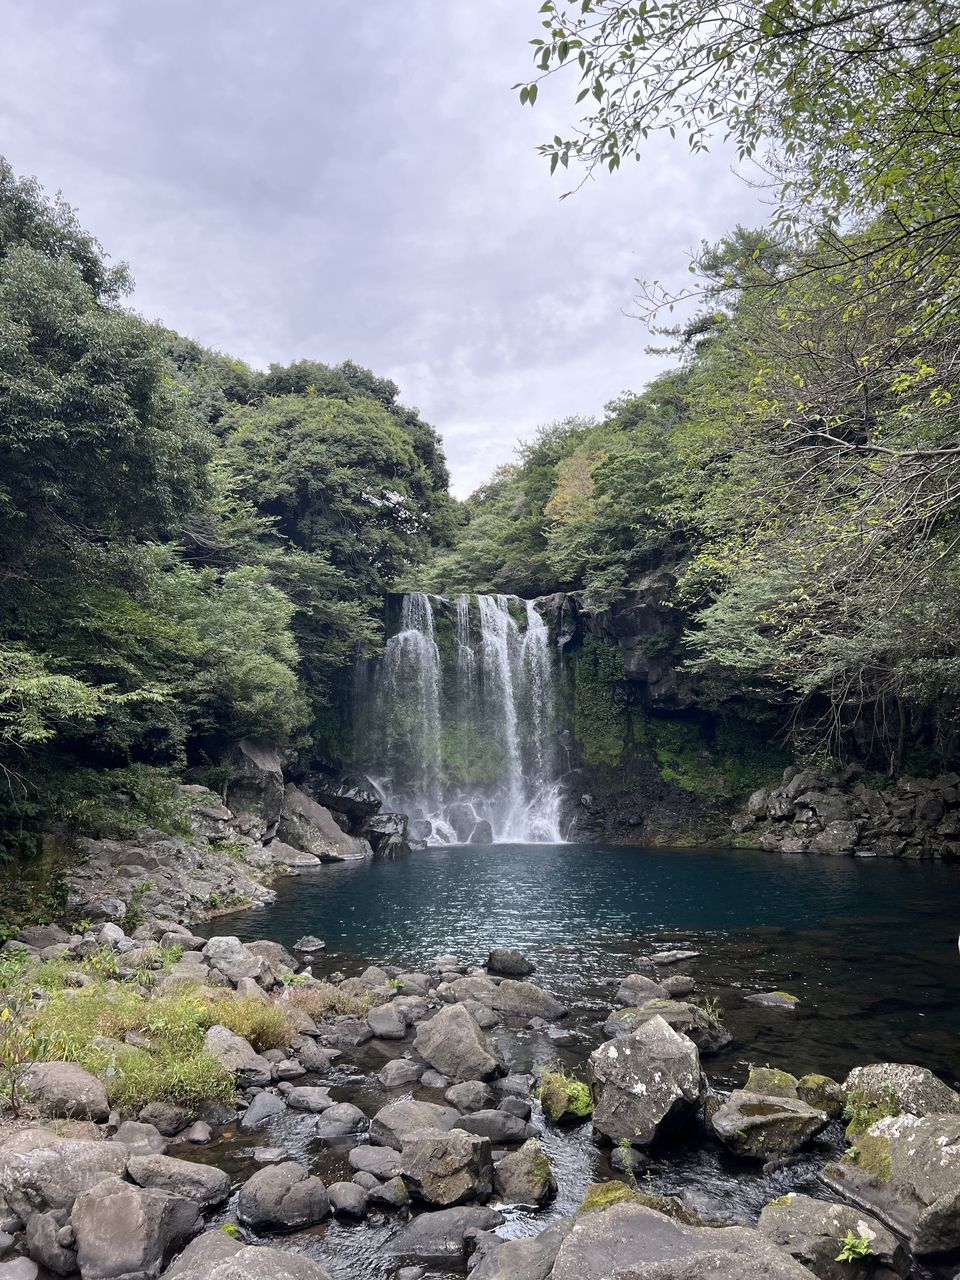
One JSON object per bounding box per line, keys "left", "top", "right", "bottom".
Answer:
{"left": 221, "top": 843, "right": 960, "bottom": 1082}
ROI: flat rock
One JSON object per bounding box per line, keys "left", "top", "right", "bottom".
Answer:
{"left": 491, "top": 980, "right": 567, "bottom": 1021}
{"left": 166, "top": 1241, "right": 334, "bottom": 1280}
{"left": 453, "top": 1110, "right": 529, "bottom": 1144}
{"left": 387, "top": 1205, "right": 504, "bottom": 1264}
{"left": 283, "top": 1086, "right": 334, "bottom": 1113}
{"left": 348, "top": 1145, "right": 402, "bottom": 1178}
{"left": 371, "top": 1100, "right": 460, "bottom": 1150}
{"left": 127, "top": 1154, "right": 231, "bottom": 1209}
{"left": 708, "top": 1091, "right": 828, "bottom": 1159}
{"left": 379, "top": 1058, "right": 424, "bottom": 1089}
{"left": 843, "top": 1062, "right": 960, "bottom": 1118}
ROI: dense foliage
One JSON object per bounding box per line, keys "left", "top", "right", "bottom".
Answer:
{"left": 0, "top": 157, "right": 451, "bottom": 852}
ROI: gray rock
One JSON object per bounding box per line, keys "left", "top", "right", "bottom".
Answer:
{"left": 491, "top": 980, "right": 567, "bottom": 1021}
{"left": 0, "top": 1129, "right": 128, "bottom": 1220}
{"left": 486, "top": 948, "right": 534, "bottom": 977}
{"left": 420, "top": 1069, "right": 450, "bottom": 1089}
{"left": 268, "top": 841, "right": 321, "bottom": 869}
{"left": 253, "top": 1147, "right": 285, "bottom": 1163}
{"left": 24, "top": 1208, "right": 75, "bottom": 1276}
{"left": 387, "top": 1205, "right": 504, "bottom": 1263}
{"left": 294, "top": 935, "right": 325, "bottom": 952}
{"left": 168, "top": 1242, "right": 333, "bottom": 1280}
{"left": 22, "top": 1062, "right": 109, "bottom": 1122}
{"left": 327, "top": 1180, "right": 367, "bottom": 1218}
{"left": 470, "top": 1218, "right": 572, "bottom": 1280}
{"left": 496, "top": 1073, "right": 533, "bottom": 1099}
{"left": 352, "top": 1170, "right": 380, "bottom": 1190}
{"left": 453, "top": 1110, "right": 529, "bottom": 1143}
{"left": 367, "top": 1175, "right": 410, "bottom": 1208}
{"left": 180, "top": 1123, "right": 212, "bottom": 1144}
{"left": 708, "top": 1091, "right": 828, "bottom": 1159}
{"left": 203, "top": 1025, "right": 272, "bottom": 1086}
{"left": 615, "top": 974, "right": 668, "bottom": 1006}
{"left": 493, "top": 1138, "right": 554, "bottom": 1205}
{"left": 201, "top": 937, "right": 276, "bottom": 988}
{"left": 367, "top": 1001, "right": 408, "bottom": 1040}
{"left": 370, "top": 1099, "right": 460, "bottom": 1149}
{"left": 589, "top": 1016, "right": 705, "bottom": 1146}
{"left": 236, "top": 1161, "right": 329, "bottom": 1232}
{"left": 127, "top": 1154, "right": 231, "bottom": 1210}
{"left": 379, "top": 1058, "right": 424, "bottom": 1089}
{"left": 71, "top": 1175, "right": 200, "bottom": 1279}
{"left": 277, "top": 784, "right": 366, "bottom": 861}
{"left": 114, "top": 1121, "right": 168, "bottom": 1157}
{"left": 400, "top": 1127, "right": 493, "bottom": 1206}
{"left": 462, "top": 999, "right": 498, "bottom": 1030}
{"left": 139, "top": 1103, "right": 193, "bottom": 1137}
{"left": 444, "top": 974, "right": 498, "bottom": 1007}
{"left": 290, "top": 1038, "right": 337, "bottom": 1073}
{"left": 160, "top": 1228, "right": 243, "bottom": 1279}
{"left": 0, "top": 1260, "right": 38, "bottom": 1280}
{"left": 273, "top": 1057, "right": 305, "bottom": 1080}
{"left": 843, "top": 1062, "right": 960, "bottom": 1118}
{"left": 314, "top": 1102, "right": 367, "bottom": 1140}
{"left": 225, "top": 737, "right": 285, "bottom": 835}
{"left": 283, "top": 1086, "right": 334, "bottom": 1113}
{"left": 445, "top": 1080, "right": 495, "bottom": 1113}
{"left": 552, "top": 1199, "right": 815, "bottom": 1280}
{"left": 348, "top": 1145, "right": 402, "bottom": 1178}
{"left": 662, "top": 975, "right": 696, "bottom": 998}
{"left": 758, "top": 1192, "right": 908, "bottom": 1279}
{"left": 414, "top": 1004, "right": 505, "bottom": 1082}
{"left": 823, "top": 1112, "right": 960, "bottom": 1255}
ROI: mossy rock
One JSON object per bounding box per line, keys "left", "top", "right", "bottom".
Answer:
{"left": 538, "top": 1070, "right": 593, "bottom": 1124}
{"left": 843, "top": 1087, "right": 900, "bottom": 1138}
{"left": 845, "top": 1132, "right": 893, "bottom": 1182}
{"left": 745, "top": 1067, "right": 799, "bottom": 1099}
{"left": 578, "top": 1182, "right": 701, "bottom": 1225}
{"left": 797, "top": 1073, "right": 844, "bottom": 1118}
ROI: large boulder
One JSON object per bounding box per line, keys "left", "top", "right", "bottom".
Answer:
{"left": 126, "top": 1155, "right": 231, "bottom": 1210}
{"left": 708, "top": 1091, "right": 828, "bottom": 1159}
{"left": 493, "top": 1138, "right": 554, "bottom": 1205}
{"left": 386, "top": 1205, "right": 503, "bottom": 1265}
{"left": 236, "top": 1161, "right": 330, "bottom": 1232}
{"left": 370, "top": 1099, "right": 460, "bottom": 1149}
{"left": 550, "top": 1193, "right": 816, "bottom": 1280}
{"left": 843, "top": 1062, "right": 960, "bottom": 1120}
{"left": 22, "top": 1063, "right": 109, "bottom": 1122}
{"left": 277, "top": 784, "right": 367, "bottom": 861}
{"left": 0, "top": 1130, "right": 127, "bottom": 1221}
{"left": 166, "top": 1240, "right": 334, "bottom": 1280}
{"left": 400, "top": 1127, "right": 493, "bottom": 1206}
{"left": 71, "top": 1175, "right": 200, "bottom": 1280}
{"left": 758, "top": 1192, "right": 908, "bottom": 1280}
{"left": 160, "top": 1229, "right": 243, "bottom": 1279}
{"left": 202, "top": 1025, "right": 272, "bottom": 1086}
{"left": 589, "top": 1016, "right": 704, "bottom": 1146}
{"left": 225, "top": 738, "right": 285, "bottom": 836}
{"left": 444, "top": 974, "right": 498, "bottom": 1007}
{"left": 603, "top": 1000, "right": 731, "bottom": 1055}
{"left": 823, "top": 1112, "right": 960, "bottom": 1256}
{"left": 414, "top": 1004, "right": 505, "bottom": 1082}
{"left": 490, "top": 980, "right": 567, "bottom": 1021}
{"left": 201, "top": 937, "right": 276, "bottom": 988}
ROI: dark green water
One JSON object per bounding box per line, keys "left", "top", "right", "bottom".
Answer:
{"left": 221, "top": 842, "right": 960, "bottom": 1083}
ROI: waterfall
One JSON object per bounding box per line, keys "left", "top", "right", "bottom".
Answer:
{"left": 356, "top": 592, "right": 565, "bottom": 845}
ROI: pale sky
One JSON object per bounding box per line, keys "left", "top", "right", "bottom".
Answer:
{"left": 0, "top": 1, "right": 767, "bottom": 495}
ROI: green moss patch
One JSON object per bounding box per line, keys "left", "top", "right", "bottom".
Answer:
{"left": 845, "top": 1133, "right": 893, "bottom": 1182}
{"left": 537, "top": 1068, "right": 593, "bottom": 1122}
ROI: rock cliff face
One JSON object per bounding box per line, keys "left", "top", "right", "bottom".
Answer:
{"left": 536, "top": 579, "right": 791, "bottom": 846}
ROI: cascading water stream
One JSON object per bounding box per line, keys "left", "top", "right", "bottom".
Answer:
{"left": 355, "top": 592, "right": 565, "bottom": 845}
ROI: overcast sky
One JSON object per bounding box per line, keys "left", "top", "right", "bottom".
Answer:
{"left": 1, "top": 1, "right": 766, "bottom": 495}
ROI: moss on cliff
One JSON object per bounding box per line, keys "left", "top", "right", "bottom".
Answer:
{"left": 571, "top": 638, "right": 628, "bottom": 767}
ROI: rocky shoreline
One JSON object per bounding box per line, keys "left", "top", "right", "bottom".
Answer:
{"left": 2, "top": 898, "right": 959, "bottom": 1280}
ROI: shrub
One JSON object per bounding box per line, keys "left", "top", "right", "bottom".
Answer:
{"left": 209, "top": 995, "right": 294, "bottom": 1051}
{"left": 286, "top": 981, "right": 377, "bottom": 1019}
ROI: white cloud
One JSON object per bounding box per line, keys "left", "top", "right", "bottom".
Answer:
{"left": 0, "top": 0, "right": 767, "bottom": 495}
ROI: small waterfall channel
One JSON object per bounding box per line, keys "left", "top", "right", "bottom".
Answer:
{"left": 353, "top": 592, "right": 565, "bottom": 845}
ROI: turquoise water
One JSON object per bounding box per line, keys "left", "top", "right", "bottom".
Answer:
{"left": 221, "top": 843, "right": 960, "bottom": 1083}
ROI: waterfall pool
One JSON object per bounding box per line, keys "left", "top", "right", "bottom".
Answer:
{"left": 215, "top": 841, "right": 960, "bottom": 1083}
{"left": 189, "top": 843, "right": 960, "bottom": 1280}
